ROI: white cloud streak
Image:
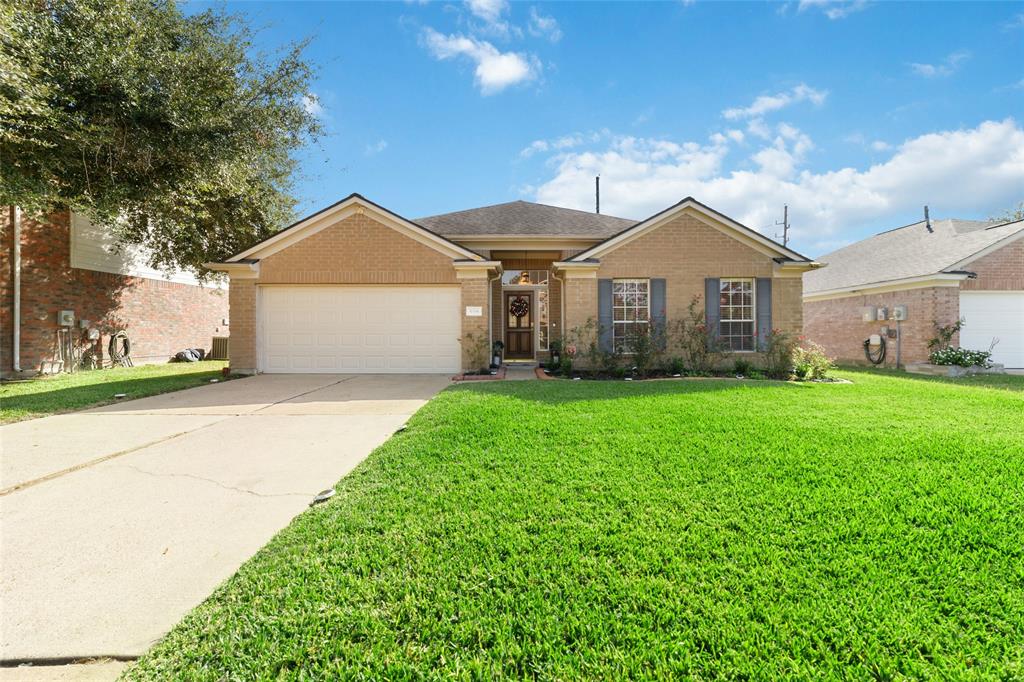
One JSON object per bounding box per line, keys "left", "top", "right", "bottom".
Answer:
{"left": 910, "top": 50, "right": 970, "bottom": 78}
{"left": 528, "top": 7, "right": 562, "bottom": 42}
{"left": 421, "top": 27, "right": 540, "bottom": 94}
{"left": 722, "top": 84, "right": 828, "bottom": 120}
{"left": 529, "top": 119, "right": 1024, "bottom": 254}
{"left": 797, "top": 0, "right": 869, "bottom": 20}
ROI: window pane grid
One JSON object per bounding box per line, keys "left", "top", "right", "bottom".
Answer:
{"left": 612, "top": 279, "right": 650, "bottom": 354}
{"left": 719, "top": 279, "right": 755, "bottom": 351}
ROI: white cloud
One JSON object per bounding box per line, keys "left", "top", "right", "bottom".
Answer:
{"left": 797, "top": 0, "right": 869, "bottom": 19}
{"left": 722, "top": 84, "right": 828, "bottom": 120}
{"left": 364, "top": 139, "right": 388, "bottom": 155}
{"left": 464, "top": 0, "right": 520, "bottom": 38}
{"left": 528, "top": 7, "right": 563, "bottom": 42}
{"left": 910, "top": 50, "right": 970, "bottom": 78}
{"left": 530, "top": 119, "right": 1024, "bottom": 253}
{"left": 1004, "top": 13, "right": 1024, "bottom": 30}
{"left": 870, "top": 140, "right": 892, "bottom": 152}
{"left": 301, "top": 93, "right": 323, "bottom": 118}
{"left": 421, "top": 28, "right": 540, "bottom": 94}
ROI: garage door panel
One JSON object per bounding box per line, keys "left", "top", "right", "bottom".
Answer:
{"left": 960, "top": 291, "right": 1024, "bottom": 368}
{"left": 260, "top": 286, "right": 461, "bottom": 373}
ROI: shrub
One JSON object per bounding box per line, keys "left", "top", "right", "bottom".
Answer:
{"left": 668, "top": 357, "right": 685, "bottom": 375}
{"left": 792, "top": 342, "right": 835, "bottom": 380}
{"left": 460, "top": 331, "right": 490, "bottom": 373}
{"left": 929, "top": 347, "right": 993, "bottom": 368}
{"left": 927, "top": 318, "right": 963, "bottom": 352}
{"left": 668, "top": 296, "right": 723, "bottom": 375}
{"left": 625, "top": 321, "right": 666, "bottom": 378}
{"left": 567, "top": 318, "right": 604, "bottom": 376}
{"left": 560, "top": 358, "right": 573, "bottom": 376}
{"left": 761, "top": 328, "right": 797, "bottom": 379}
{"left": 733, "top": 358, "right": 754, "bottom": 376}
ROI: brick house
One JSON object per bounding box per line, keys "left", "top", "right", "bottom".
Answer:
{"left": 206, "top": 193, "right": 818, "bottom": 374}
{"left": 803, "top": 217, "right": 1024, "bottom": 369}
{"left": 2, "top": 208, "right": 229, "bottom": 376}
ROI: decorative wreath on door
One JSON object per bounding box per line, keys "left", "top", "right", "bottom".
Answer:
{"left": 510, "top": 296, "right": 529, "bottom": 318}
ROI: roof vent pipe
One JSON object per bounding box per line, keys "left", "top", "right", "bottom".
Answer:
{"left": 924, "top": 205, "right": 932, "bottom": 233}
{"left": 595, "top": 175, "right": 600, "bottom": 214}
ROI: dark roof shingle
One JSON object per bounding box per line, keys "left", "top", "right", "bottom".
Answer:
{"left": 417, "top": 200, "right": 636, "bottom": 238}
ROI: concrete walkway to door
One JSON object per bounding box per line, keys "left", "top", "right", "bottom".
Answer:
{"left": 0, "top": 374, "right": 449, "bottom": 667}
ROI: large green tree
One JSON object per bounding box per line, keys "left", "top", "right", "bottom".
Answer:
{"left": 0, "top": 0, "right": 321, "bottom": 275}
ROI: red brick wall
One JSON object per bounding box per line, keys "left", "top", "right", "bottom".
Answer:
{"left": 1, "top": 208, "right": 228, "bottom": 374}
{"left": 961, "top": 239, "right": 1024, "bottom": 291}
{"left": 803, "top": 286, "right": 960, "bottom": 366}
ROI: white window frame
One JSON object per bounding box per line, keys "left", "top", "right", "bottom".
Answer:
{"left": 719, "top": 278, "right": 756, "bottom": 352}
{"left": 612, "top": 278, "right": 650, "bottom": 355}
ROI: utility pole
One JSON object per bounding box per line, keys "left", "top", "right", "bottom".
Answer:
{"left": 775, "top": 204, "right": 790, "bottom": 246}
{"left": 595, "top": 175, "right": 600, "bottom": 214}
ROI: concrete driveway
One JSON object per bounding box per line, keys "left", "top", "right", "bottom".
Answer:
{"left": 0, "top": 374, "right": 449, "bottom": 665}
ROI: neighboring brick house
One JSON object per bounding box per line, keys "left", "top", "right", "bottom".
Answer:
{"left": 206, "top": 193, "right": 818, "bottom": 374}
{"left": 1, "top": 208, "right": 229, "bottom": 376}
{"left": 803, "top": 217, "right": 1024, "bottom": 369}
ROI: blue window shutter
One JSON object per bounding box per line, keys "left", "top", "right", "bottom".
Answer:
{"left": 756, "top": 278, "right": 772, "bottom": 350}
{"left": 650, "top": 279, "right": 666, "bottom": 349}
{"left": 705, "top": 278, "right": 720, "bottom": 341}
{"left": 598, "top": 279, "right": 613, "bottom": 353}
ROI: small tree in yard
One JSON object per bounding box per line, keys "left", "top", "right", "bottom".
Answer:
{"left": 1, "top": 0, "right": 322, "bottom": 277}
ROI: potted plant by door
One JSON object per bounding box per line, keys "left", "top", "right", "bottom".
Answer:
{"left": 491, "top": 340, "right": 504, "bottom": 369}
{"left": 550, "top": 338, "right": 562, "bottom": 368}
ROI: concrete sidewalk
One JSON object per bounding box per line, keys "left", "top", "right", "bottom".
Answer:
{"left": 0, "top": 374, "right": 449, "bottom": 666}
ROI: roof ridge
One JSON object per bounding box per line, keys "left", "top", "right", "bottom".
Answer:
{"left": 417, "top": 199, "right": 634, "bottom": 223}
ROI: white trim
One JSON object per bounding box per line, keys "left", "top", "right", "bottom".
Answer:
{"left": 570, "top": 199, "right": 808, "bottom": 263}
{"left": 204, "top": 261, "right": 260, "bottom": 279}
{"left": 945, "top": 224, "right": 1024, "bottom": 270}
{"left": 553, "top": 261, "right": 599, "bottom": 279}
{"left": 803, "top": 273, "right": 969, "bottom": 302}
{"left": 228, "top": 196, "right": 483, "bottom": 263}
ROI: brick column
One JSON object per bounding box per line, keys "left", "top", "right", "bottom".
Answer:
{"left": 455, "top": 263, "right": 496, "bottom": 371}
{"left": 558, "top": 264, "right": 599, "bottom": 335}
{"left": 227, "top": 278, "right": 258, "bottom": 374}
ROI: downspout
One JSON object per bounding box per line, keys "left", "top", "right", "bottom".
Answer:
{"left": 552, "top": 268, "right": 567, "bottom": 345}
{"left": 487, "top": 268, "right": 501, "bottom": 360}
{"left": 12, "top": 206, "right": 22, "bottom": 372}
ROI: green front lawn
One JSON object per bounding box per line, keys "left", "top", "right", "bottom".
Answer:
{"left": 0, "top": 361, "right": 229, "bottom": 423}
{"left": 125, "top": 371, "right": 1024, "bottom": 679}
{"left": 840, "top": 365, "right": 1024, "bottom": 392}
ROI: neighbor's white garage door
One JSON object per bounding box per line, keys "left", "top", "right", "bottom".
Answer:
{"left": 260, "top": 286, "right": 461, "bottom": 373}
{"left": 959, "top": 291, "right": 1024, "bottom": 369}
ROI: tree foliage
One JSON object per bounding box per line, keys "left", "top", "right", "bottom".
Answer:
{"left": 0, "top": 0, "right": 321, "bottom": 275}
{"left": 989, "top": 202, "right": 1024, "bottom": 224}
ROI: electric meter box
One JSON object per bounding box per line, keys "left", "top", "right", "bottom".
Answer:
{"left": 57, "top": 310, "right": 75, "bottom": 327}
{"left": 861, "top": 306, "right": 876, "bottom": 322}
{"left": 876, "top": 307, "right": 888, "bottom": 321}
{"left": 892, "top": 305, "right": 908, "bottom": 321}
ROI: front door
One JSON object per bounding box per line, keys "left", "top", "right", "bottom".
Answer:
{"left": 504, "top": 291, "right": 534, "bottom": 359}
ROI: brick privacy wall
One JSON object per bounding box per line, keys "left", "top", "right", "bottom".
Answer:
{"left": 259, "top": 213, "right": 459, "bottom": 284}
{"left": 961, "top": 239, "right": 1024, "bottom": 291}
{"left": 803, "top": 286, "right": 960, "bottom": 366}
{"left": 1, "top": 209, "right": 227, "bottom": 374}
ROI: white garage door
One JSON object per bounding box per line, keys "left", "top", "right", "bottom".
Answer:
{"left": 260, "top": 286, "right": 462, "bottom": 373}
{"left": 959, "top": 291, "right": 1024, "bottom": 369}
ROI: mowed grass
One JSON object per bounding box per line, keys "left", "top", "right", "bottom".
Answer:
{"left": 125, "top": 371, "right": 1024, "bottom": 680}
{"left": 0, "top": 361, "right": 228, "bottom": 423}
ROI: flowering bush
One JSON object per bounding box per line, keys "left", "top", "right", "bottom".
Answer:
{"left": 761, "top": 328, "right": 797, "bottom": 379}
{"left": 792, "top": 342, "right": 834, "bottom": 381}
{"left": 929, "top": 347, "right": 993, "bottom": 368}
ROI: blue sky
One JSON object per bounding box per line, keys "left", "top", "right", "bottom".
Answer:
{"left": 192, "top": 0, "right": 1023, "bottom": 256}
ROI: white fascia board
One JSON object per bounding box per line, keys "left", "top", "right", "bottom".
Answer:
{"left": 802, "top": 273, "right": 968, "bottom": 302}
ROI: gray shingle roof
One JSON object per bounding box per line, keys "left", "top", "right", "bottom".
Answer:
{"left": 417, "top": 200, "right": 636, "bottom": 238}
{"left": 805, "top": 218, "right": 1024, "bottom": 294}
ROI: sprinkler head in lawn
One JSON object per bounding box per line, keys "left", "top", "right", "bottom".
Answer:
{"left": 310, "top": 489, "right": 336, "bottom": 507}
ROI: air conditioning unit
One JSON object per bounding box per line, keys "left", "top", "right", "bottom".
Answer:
{"left": 210, "top": 336, "right": 230, "bottom": 361}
